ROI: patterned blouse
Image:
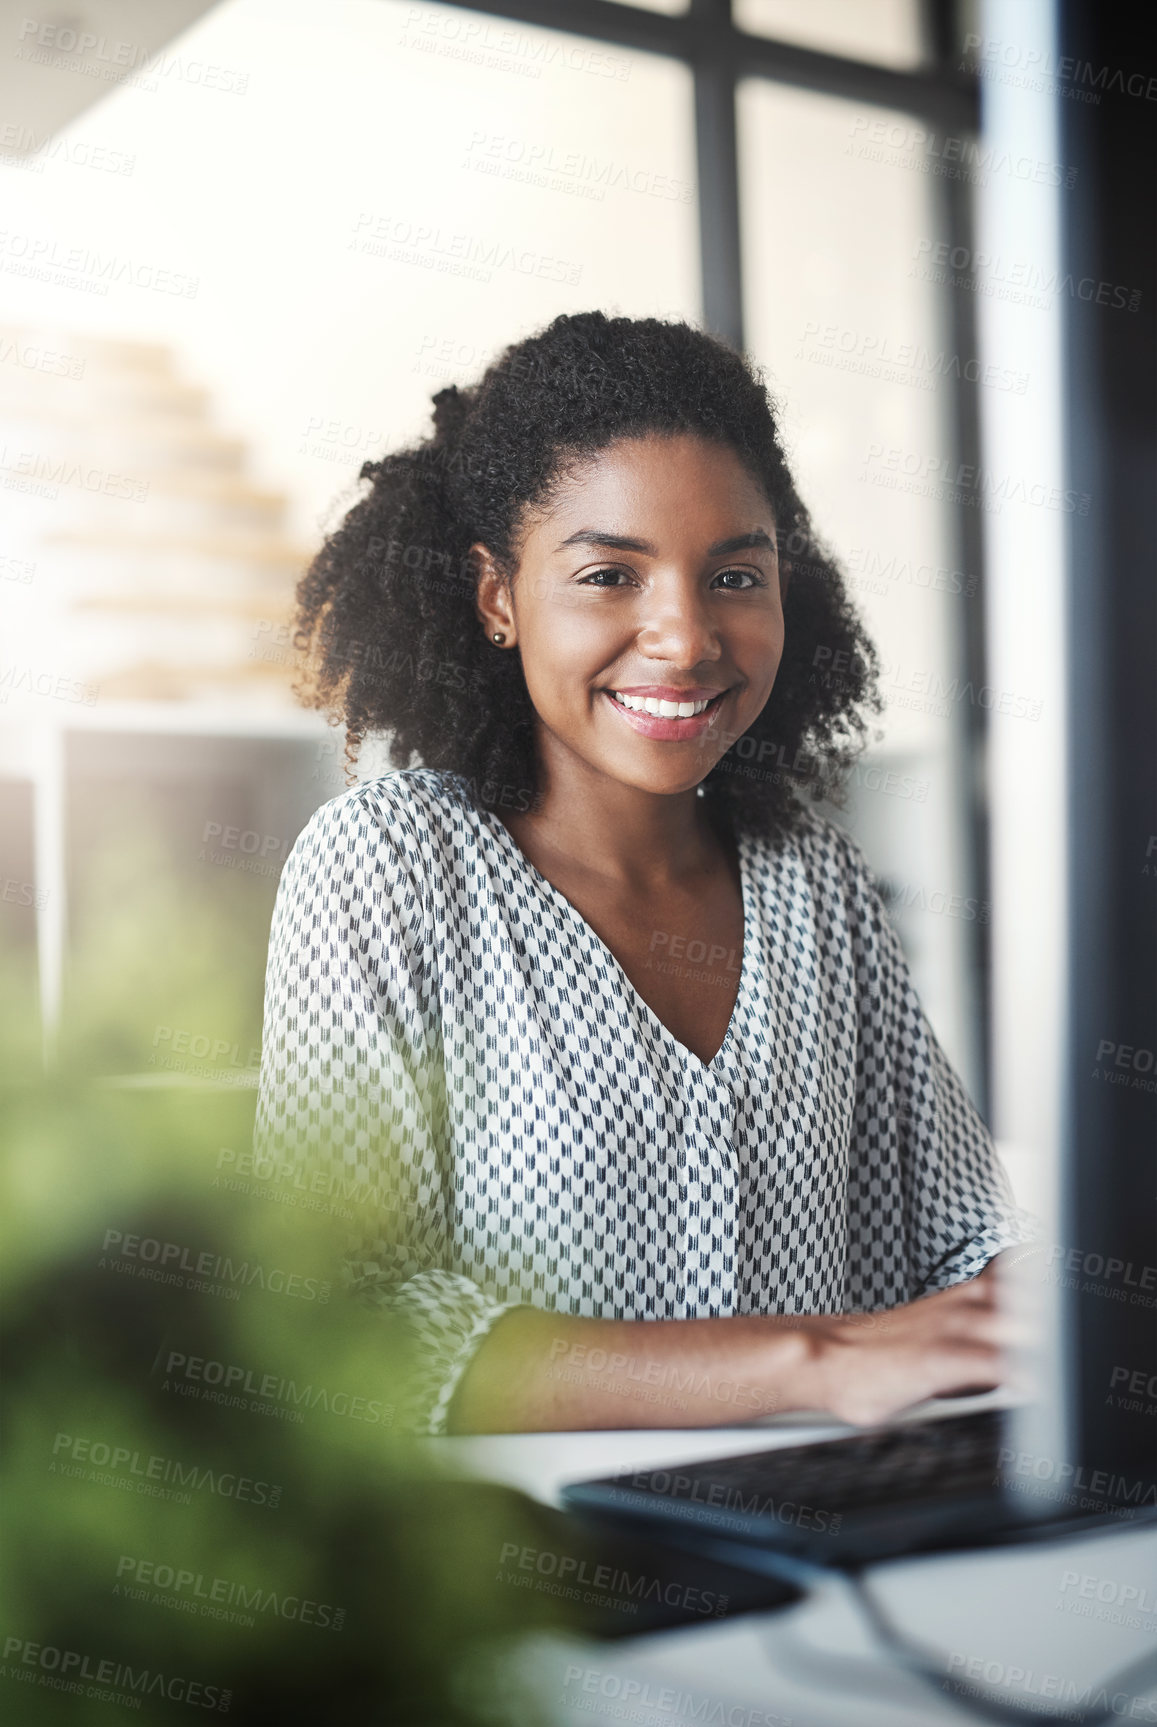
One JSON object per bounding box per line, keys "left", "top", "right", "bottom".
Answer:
{"left": 254, "top": 767, "right": 1034, "bottom": 1434}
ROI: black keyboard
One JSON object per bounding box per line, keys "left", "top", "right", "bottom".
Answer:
{"left": 683, "top": 1407, "right": 1004, "bottom": 1509}
{"left": 563, "top": 1410, "right": 1157, "bottom": 1566}
{"left": 561, "top": 1410, "right": 1010, "bottom": 1560}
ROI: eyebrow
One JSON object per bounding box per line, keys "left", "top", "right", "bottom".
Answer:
{"left": 554, "top": 528, "right": 777, "bottom": 557}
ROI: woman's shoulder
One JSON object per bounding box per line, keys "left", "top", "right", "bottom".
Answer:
{"left": 743, "top": 802, "right": 879, "bottom": 901}
{"left": 743, "top": 806, "right": 898, "bottom": 984}
{"left": 286, "top": 767, "right": 481, "bottom": 884}
{"left": 327, "top": 765, "right": 477, "bottom": 832}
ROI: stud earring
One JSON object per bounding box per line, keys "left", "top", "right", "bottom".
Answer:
{"left": 492, "top": 631, "right": 506, "bottom": 644}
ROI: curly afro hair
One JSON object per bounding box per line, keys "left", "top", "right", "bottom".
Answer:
{"left": 295, "top": 310, "right": 881, "bottom": 837}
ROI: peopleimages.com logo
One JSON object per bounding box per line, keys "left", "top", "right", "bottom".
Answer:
{"left": 1, "top": 1635, "right": 231, "bottom": 1711}
{"left": 157, "top": 1351, "right": 393, "bottom": 1427}
{"left": 50, "top": 1432, "right": 282, "bottom": 1508}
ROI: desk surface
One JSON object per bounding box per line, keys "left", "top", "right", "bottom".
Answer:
{"left": 429, "top": 1395, "right": 1157, "bottom": 1727}
{"left": 430, "top": 1391, "right": 1004, "bottom": 1512}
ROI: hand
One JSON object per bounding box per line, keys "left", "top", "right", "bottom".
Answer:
{"left": 802, "top": 1262, "right": 1031, "bottom": 1427}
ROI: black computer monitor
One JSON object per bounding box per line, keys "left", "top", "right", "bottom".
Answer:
{"left": 1056, "top": 0, "right": 1156, "bottom": 1493}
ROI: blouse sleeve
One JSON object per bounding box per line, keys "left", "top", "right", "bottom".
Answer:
{"left": 253, "top": 790, "right": 518, "bottom": 1434}
{"left": 829, "top": 823, "right": 1041, "bottom": 1301}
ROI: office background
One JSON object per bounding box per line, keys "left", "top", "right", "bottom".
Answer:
{"left": 0, "top": 0, "right": 1066, "bottom": 1197}
{"left": 4, "top": 4, "right": 1154, "bottom": 1722}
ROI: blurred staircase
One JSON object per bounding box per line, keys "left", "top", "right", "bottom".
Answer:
{"left": 0, "top": 328, "right": 310, "bottom": 703}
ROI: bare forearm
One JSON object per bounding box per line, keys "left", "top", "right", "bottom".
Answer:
{"left": 446, "top": 1259, "right": 1021, "bottom": 1433}
{"left": 445, "top": 1307, "right": 819, "bottom": 1433}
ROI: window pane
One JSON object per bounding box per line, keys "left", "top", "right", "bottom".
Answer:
{"left": 734, "top": 0, "right": 924, "bottom": 69}
{"left": 738, "top": 78, "right": 978, "bottom": 1090}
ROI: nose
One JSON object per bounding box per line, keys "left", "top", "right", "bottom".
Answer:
{"left": 635, "top": 574, "right": 723, "bottom": 669}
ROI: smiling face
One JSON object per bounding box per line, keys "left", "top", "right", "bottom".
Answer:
{"left": 473, "top": 432, "right": 786, "bottom": 801}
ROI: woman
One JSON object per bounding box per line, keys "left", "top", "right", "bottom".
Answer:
{"left": 255, "top": 312, "right": 1034, "bottom": 1437}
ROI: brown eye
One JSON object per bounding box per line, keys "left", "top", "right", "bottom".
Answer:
{"left": 713, "top": 567, "right": 766, "bottom": 590}
{"left": 579, "top": 568, "right": 632, "bottom": 587}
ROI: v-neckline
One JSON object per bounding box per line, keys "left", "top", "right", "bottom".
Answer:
{"left": 478, "top": 802, "right": 751, "bottom": 1075}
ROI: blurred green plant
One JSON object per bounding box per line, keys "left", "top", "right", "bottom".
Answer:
{"left": 57, "top": 799, "right": 271, "bottom": 1080}
{"left": 0, "top": 827, "right": 579, "bottom": 1725}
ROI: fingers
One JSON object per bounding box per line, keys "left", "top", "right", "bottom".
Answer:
{"left": 815, "top": 1277, "right": 1040, "bottom": 1426}
{"left": 819, "top": 1327, "right": 1006, "bottom": 1424}
{"left": 935, "top": 1269, "right": 1045, "bottom": 1351}
{"left": 939, "top": 1304, "right": 1037, "bottom": 1350}
{"left": 927, "top": 1342, "right": 1006, "bottom": 1401}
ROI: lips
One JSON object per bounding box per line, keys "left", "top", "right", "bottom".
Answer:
{"left": 602, "top": 687, "right": 728, "bottom": 741}
{"left": 611, "top": 686, "right": 726, "bottom": 702}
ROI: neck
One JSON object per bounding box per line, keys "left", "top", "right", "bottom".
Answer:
{"left": 502, "top": 743, "right": 730, "bottom": 896}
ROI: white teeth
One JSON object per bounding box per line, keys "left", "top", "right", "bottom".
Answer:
{"left": 611, "top": 692, "right": 714, "bottom": 717}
